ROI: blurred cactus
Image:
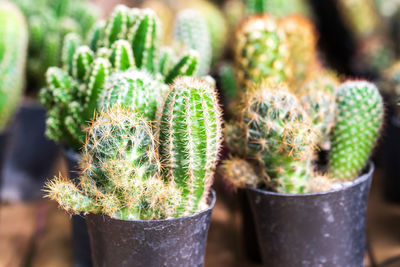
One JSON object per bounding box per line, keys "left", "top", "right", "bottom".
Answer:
{"left": 329, "top": 81, "right": 383, "bottom": 181}
{"left": 40, "top": 5, "right": 199, "bottom": 150}
{"left": 141, "top": 0, "right": 174, "bottom": 44}
{"left": 173, "top": 9, "right": 212, "bottom": 76}
{"left": 0, "top": 1, "right": 28, "bottom": 131}
{"left": 11, "top": 0, "right": 101, "bottom": 93}
{"left": 221, "top": 157, "right": 261, "bottom": 188}
{"left": 235, "top": 15, "right": 290, "bottom": 90}
{"left": 298, "top": 71, "right": 339, "bottom": 149}
{"left": 159, "top": 77, "right": 222, "bottom": 215}
{"left": 46, "top": 77, "right": 222, "bottom": 219}
{"left": 245, "top": 0, "right": 309, "bottom": 17}
{"left": 336, "top": 0, "right": 381, "bottom": 41}
{"left": 280, "top": 15, "right": 318, "bottom": 88}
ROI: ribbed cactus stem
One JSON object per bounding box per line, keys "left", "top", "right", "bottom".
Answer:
{"left": 245, "top": 0, "right": 309, "bottom": 17}
{"left": 329, "top": 81, "right": 383, "bottom": 180}
{"left": 0, "top": 1, "right": 28, "bottom": 131}
{"left": 173, "top": 9, "right": 211, "bottom": 76}
{"left": 159, "top": 77, "right": 222, "bottom": 215}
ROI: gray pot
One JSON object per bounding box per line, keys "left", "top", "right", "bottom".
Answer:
{"left": 86, "top": 190, "right": 216, "bottom": 267}
{"left": 246, "top": 163, "right": 374, "bottom": 267}
{"left": 64, "top": 147, "right": 92, "bottom": 267}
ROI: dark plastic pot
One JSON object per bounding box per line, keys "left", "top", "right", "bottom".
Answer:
{"left": 64, "top": 147, "right": 93, "bottom": 267}
{"left": 383, "top": 115, "right": 400, "bottom": 203}
{"left": 86, "top": 190, "right": 216, "bottom": 267}
{"left": 0, "top": 130, "right": 9, "bottom": 196}
{"left": 246, "top": 163, "right": 374, "bottom": 267}
{"left": 1, "top": 101, "right": 60, "bottom": 201}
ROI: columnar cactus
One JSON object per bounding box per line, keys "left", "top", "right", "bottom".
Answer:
{"left": 235, "top": 15, "right": 291, "bottom": 90}
{"left": 329, "top": 81, "right": 383, "bottom": 180}
{"left": 40, "top": 5, "right": 199, "bottom": 150}
{"left": 158, "top": 77, "right": 222, "bottom": 214}
{"left": 11, "top": 0, "right": 100, "bottom": 93}
{"left": 0, "top": 1, "right": 28, "bottom": 131}
{"left": 173, "top": 9, "right": 212, "bottom": 76}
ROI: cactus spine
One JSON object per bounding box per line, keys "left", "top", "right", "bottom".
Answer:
{"left": 159, "top": 77, "right": 222, "bottom": 214}
{"left": 329, "top": 81, "right": 383, "bottom": 180}
{"left": 0, "top": 1, "right": 27, "bottom": 131}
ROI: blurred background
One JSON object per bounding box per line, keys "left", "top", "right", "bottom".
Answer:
{"left": 1, "top": 0, "right": 400, "bottom": 266}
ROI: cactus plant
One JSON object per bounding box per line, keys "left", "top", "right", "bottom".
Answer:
{"left": 173, "top": 9, "right": 212, "bottom": 76}
{"left": 158, "top": 77, "right": 222, "bottom": 214}
{"left": 46, "top": 76, "right": 222, "bottom": 219}
{"left": 40, "top": 5, "right": 199, "bottom": 150}
{"left": 234, "top": 14, "right": 291, "bottom": 90}
{"left": 0, "top": 1, "right": 28, "bottom": 131}
{"left": 11, "top": 0, "right": 101, "bottom": 93}
{"left": 329, "top": 81, "right": 383, "bottom": 181}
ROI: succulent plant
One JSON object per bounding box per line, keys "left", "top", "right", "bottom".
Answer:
{"left": 329, "top": 81, "right": 383, "bottom": 181}
{"left": 40, "top": 5, "right": 199, "bottom": 150}
{"left": 173, "top": 9, "right": 212, "bottom": 76}
{"left": 244, "top": 0, "right": 310, "bottom": 17}
{"left": 234, "top": 14, "right": 291, "bottom": 90}
{"left": 0, "top": 1, "right": 28, "bottom": 131}
{"left": 279, "top": 15, "right": 318, "bottom": 88}
{"left": 159, "top": 77, "right": 222, "bottom": 215}
{"left": 46, "top": 76, "right": 222, "bottom": 219}
{"left": 11, "top": 0, "right": 101, "bottom": 93}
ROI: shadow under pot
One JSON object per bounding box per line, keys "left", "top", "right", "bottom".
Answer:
{"left": 86, "top": 190, "right": 216, "bottom": 267}
{"left": 64, "top": 147, "right": 93, "bottom": 267}
{"left": 245, "top": 162, "right": 374, "bottom": 267}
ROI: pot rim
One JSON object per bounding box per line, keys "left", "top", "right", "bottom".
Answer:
{"left": 87, "top": 189, "right": 216, "bottom": 224}
{"left": 246, "top": 161, "right": 374, "bottom": 197}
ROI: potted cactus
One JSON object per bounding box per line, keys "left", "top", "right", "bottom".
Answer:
{"left": 0, "top": 0, "right": 28, "bottom": 195}
{"left": 45, "top": 76, "right": 222, "bottom": 266}
{"left": 40, "top": 4, "right": 213, "bottom": 266}
{"left": 221, "top": 14, "right": 383, "bottom": 266}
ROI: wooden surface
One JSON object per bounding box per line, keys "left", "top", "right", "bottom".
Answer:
{"left": 0, "top": 167, "right": 400, "bottom": 267}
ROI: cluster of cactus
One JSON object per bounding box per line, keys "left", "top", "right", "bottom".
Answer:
{"left": 40, "top": 5, "right": 200, "bottom": 150}
{"left": 46, "top": 77, "right": 222, "bottom": 220}
{"left": 223, "top": 14, "right": 384, "bottom": 194}
{"left": 11, "top": 0, "right": 101, "bottom": 93}
{"left": 0, "top": 1, "right": 28, "bottom": 131}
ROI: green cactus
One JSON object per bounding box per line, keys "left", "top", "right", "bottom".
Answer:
{"left": 0, "top": 1, "right": 28, "bottom": 131}
{"left": 235, "top": 14, "right": 291, "bottom": 91}
{"left": 158, "top": 77, "right": 222, "bottom": 215}
{"left": 239, "top": 80, "right": 317, "bottom": 193}
{"left": 244, "top": 0, "right": 310, "bottom": 17}
{"left": 329, "top": 81, "right": 383, "bottom": 181}
{"left": 40, "top": 5, "right": 199, "bottom": 150}
{"left": 221, "top": 157, "right": 262, "bottom": 188}
{"left": 46, "top": 106, "right": 182, "bottom": 220}
{"left": 173, "top": 9, "right": 212, "bottom": 76}
{"left": 11, "top": 0, "right": 101, "bottom": 93}
{"left": 46, "top": 76, "right": 223, "bottom": 219}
